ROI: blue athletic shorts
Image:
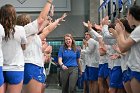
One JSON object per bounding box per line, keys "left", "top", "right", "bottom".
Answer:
{"left": 98, "top": 63, "right": 109, "bottom": 79}
{"left": 122, "top": 69, "right": 131, "bottom": 83}
{"left": 109, "top": 66, "right": 124, "bottom": 88}
{"left": 23, "top": 63, "right": 46, "bottom": 84}
{"left": 3, "top": 71, "right": 24, "bottom": 84}
{"left": 129, "top": 68, "right": 140, "bottom": 82}
{"left": 84, "top": 68, "right": 88, "bottom": 81}
{"left": 86, "top": 66, "right": 98, "bottom": 81}
{"left": 0, "top": 66, "right": 4, "bottom": 86}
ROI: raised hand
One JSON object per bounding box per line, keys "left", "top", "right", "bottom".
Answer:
{"left": 58, "top": 13, "right": 67, "bottom": 22}
{"left": 109, "top": 28, "right": 118, "bottom": 38}
{"left": 50, "top": 5, "right": 54, "bottom": 17}
{"left": 115, "top": 23, "right": 125, "bottom": 36}
{"left": 112, "top": 44, "right": 121, "bottom": 53}
{"left": 83, "top": 22, "right": 88, "bottom": 27}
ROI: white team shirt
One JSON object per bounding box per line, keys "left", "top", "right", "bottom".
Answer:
{"left": 0, "top": 24, "right": 5, "bottom": 66}
{"left": 81, "top": 38, "right": 100, "bottom": 67}
{"left": 80, "top": 50, "right": 86, "bottom": 72}
{"left": 121, "top": 51, "right": 130, "bottom": 72}
{"left": 127, "top": 25, "right": 140, "bottom": 72}
{"left": 23, "top": 20, "right": 44, "bottom": 67}
{"left": 2, "top": 25, "right": 27, "bottom": 71}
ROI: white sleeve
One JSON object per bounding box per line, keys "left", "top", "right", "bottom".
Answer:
{"left": 24, "top": 20, "right": 39, "bottom": 37}
{"left": 89, "top": 29, "right": 102, "bottom": 38}
{"left": 82, "top": 39, "right": 95, "bottom": 54}
{"left": 0, "top": 24, "right": 5, "bottom": 37}
{"left": 102, "top": 25, "right": 114, "bottom": 39}
{"left": 130, "top": 26, "right": 140, "bottom": 42}
{"left": 20, "top": 27, "right": 27, "bottom": 44}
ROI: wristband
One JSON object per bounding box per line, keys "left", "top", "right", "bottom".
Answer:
{"left": 60, "top": 64, "right": 64, "bottom": 67}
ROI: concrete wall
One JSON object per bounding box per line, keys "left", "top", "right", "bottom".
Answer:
{"left": 90, "top": 0, "right": 100, "bottom": 24}
{"left": 0, "top": 0, "right": 91, "bottom": 40}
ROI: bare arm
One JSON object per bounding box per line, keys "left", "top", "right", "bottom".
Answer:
{"left": 77, "top": 58, "right": 82, "bottom": 75}
{"left": 39, "top": 13, "right": 67, "bottom": 40}
{"left": 37, "top": 0, "right": 53, "bottom": 29}
{"left": 110, "top": 23, "right": 135, "bottom": 53}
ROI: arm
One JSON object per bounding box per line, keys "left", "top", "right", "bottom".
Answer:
{"left": 89, "top": 29, "right": 103, "bottom": 40}
{"left": 116, "top": 34, "right": 134, "bottom": 53}
{"left": 39, "top": 13, "right": 67, "bottom": 40}
{"left": 77, "top": 58, "right": 82, "bottom": 75}
{"left": 102, "top": 25, "right": 115, "bottom": 39}
{"left": 58, "top": 46, "right": 68, "bottom": 70}
{"left": 20, "top": 26, "right": 27, "bottom": 50}
{"left": 82, "top": 39, "right": 95, "bottom": 54}
{"left": 110, "top": 23, "right": 135, "bottom": 53}
{"left": 37, "top": 0, "right": 53, "bottom": 29}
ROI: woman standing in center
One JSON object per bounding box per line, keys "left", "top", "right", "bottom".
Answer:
{"left": 58, "top": 34, "right": 82, "bottom": 93}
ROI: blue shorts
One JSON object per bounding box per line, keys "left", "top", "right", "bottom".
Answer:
{"left": 85, "top": 66, "right": 98, "bottom": 81}
{"left": 83, "top": 68, "right": 88, "bottom": 81}
{"left": 23, "top": 63, "right": 46, "bottom": 84}
{"left": 98, "top": 63, "right": 109, "bottom": 79}
{"left": 129, "top": 68, "right": 140, "bottom": 82}
{"left": 122, "top": 69, "right": 131, "bottom": 83}
{"left": 81, "top": 72, "right": 87, "bottom": 81}
{"left": 0, "top": 67, "right": 4, "bottom": 86}
{"left": 3, "top": 71, "right": 24, "bottom": 84}
{"left": 109, "top": 66, "right": 124, "bottom": 88}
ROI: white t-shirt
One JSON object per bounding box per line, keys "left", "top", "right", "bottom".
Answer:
{"left": 2, "top": 25, "right": 27, "bottom": 71}
{"left": 121, "top": 51, "right": 130, "bottom": 72}
{"left": 24, "top": 34, "right": 44, "bottom": 67}
{"left": 127, "top": 25, "right": 140, "bottom": 72}
{"left": 23, "top": 20, "right": 44, "bottom": 67}
{"left": 81, "top": 38, "right": 100, "bottom": 67}
{"left": 80, "top": 50, "right": 86, "bottom": 72}
{"left": 0, "top": 24, "right": 5, "bottom": 66}
{"left": 24, "top": 20, "right": 39, "bottom": 37}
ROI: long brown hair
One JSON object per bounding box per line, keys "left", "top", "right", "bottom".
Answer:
{"left": 64, "top": 34, "right": 76, "bottom": 52}
{"left": 0, "top": 4, "right": 16, "bottom": 41}
{"left": 17, "top": 13, "right": 31, "bottom": 26}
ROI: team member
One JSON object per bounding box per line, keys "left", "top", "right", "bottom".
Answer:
{"left": 0, "top": 24, "right": 5, "bottom": 93}
{"left": 0, "top": 4, "right": 27, "bottom": 93}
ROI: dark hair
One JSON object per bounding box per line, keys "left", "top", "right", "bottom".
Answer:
{"left": 0, "top": 4, "right": 16, "bottom": 41}
{"left": 108, "top": 23, "right": 115, "bottom": 29}
{"left": 129, "top": 5, "right": 140, "bottom": 21}
{"left": 120, "top": 18, "right": 133, "bottom": 33}
{"left": 17, "top": 13, "right": 31, "bottom": 26}
{"left": 92, "top": 26, "right": 98, "bottom": 31}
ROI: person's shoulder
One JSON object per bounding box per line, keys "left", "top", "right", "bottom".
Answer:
{"left": 15, "top": 25, "right": 24, "bottom": 28}
{"left": 0, "top": 24, "right": 4, "bottom": 31}
{"left": 60, "top": 45, "right": 64, "bottom": 49}
{"left": 15, "top": 25, "right": 25, "bottom": 31}
{"left": 0, "top": 24, "right": 3, "bottom": 28}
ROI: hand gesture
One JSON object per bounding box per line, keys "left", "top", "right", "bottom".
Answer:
{"left": 112, "top": 44, "right": 121, "bottom": 53}
{"left": 83, "top": 22, "right": 88, "bottom": 27}
{"left": 109, "top": 28, "right": 118, "bottom": 38}
{"left": 58, "top": 13, "right": 67, "bottom": 22}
